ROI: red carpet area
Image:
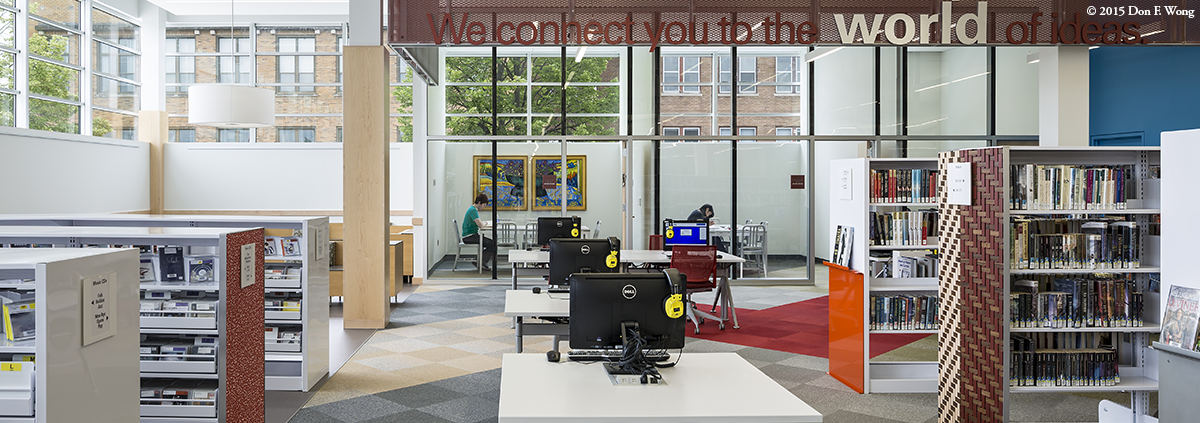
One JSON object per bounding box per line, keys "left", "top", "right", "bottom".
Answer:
{"left": 687, "top": 296, "right": 929, "bottom": 359}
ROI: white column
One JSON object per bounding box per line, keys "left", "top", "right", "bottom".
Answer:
{"left": 140, "top": 2, "right": 166, "bottom": 112}
{"left": 1037, "top": 46, "right": 1089, "bottom": 146}
{"left": 413, "top": 80, "right": 428, "bottom": 282}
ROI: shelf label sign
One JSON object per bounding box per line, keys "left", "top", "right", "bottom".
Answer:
{"left": 81, "top": 272, "right": 115, "bottom": 346}
{"left": 241, "top": 243, "right": 256, "bottom": 288}
{"left": 838, "top": 168, "right": 853, "bottom": 200}
{"left": 1, "top": 363, "right": 21, "bottom": 371}
{"left": 315, "top": 226, "right": 328, "bottom": 262}
{"left": 948, "top": 163, "right": 972, "bottom": 205}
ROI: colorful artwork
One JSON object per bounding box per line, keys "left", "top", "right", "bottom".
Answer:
{"left": 473, "top": 156, "right": 528, "bottom": 211}
{"left": 532, "top": 156, "right": 586, "bottom": 211}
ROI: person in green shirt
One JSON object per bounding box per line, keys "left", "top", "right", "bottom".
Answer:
{"left": 462, "top": 193, "right": 496, "bottom": 271}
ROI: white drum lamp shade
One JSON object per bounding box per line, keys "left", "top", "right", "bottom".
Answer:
{"left": 188, "top": 84, "right": 275, "bottom": 128}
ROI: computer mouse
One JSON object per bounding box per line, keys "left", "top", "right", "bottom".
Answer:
{"left": 546, "top": 350, "right": 560, "bottom": 362}
{"left": 532, "top": 287, "right": 541, "bottom": 294}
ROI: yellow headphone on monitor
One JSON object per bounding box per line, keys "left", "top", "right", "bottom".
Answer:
{"left": 661, "top": 269, "right": 685, "bottom": 319}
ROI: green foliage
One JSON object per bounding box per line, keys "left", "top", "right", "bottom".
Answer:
{"left": 391, "top": 55, "right": 619, "bottom": 140}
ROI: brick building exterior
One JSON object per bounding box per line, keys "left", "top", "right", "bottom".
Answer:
{"left": 659, "top": 55, "right": 806, "bottom": 139}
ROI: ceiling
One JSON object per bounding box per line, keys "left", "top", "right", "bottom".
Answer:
{"left": 146, "top": 0, "right": 350, "bottom": 18}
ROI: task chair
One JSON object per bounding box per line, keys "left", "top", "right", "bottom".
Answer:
{"left": 452, "top": 219, "right": 483, "bottom": 273}
{"left": 668, "top": 245, "right": 725, "bottom": 333}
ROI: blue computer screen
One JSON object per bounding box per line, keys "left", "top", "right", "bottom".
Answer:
{"left": 662, "top": 220, "right": 708, "bottom": 250}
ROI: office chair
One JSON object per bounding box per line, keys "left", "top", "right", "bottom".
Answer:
{"left": 452, "top": 219, "right": 483, "bottom": 272}
{"left": 592, "top": 220, "right": 601, "bottom": 238}
{"left": 668, "top": 245, "right": 725, "bottom": 333}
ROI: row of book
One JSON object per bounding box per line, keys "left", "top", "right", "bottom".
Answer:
{"left": 141, "top": 249, "right": 216, "bottom": 285}
{"left": 871, "top": 168, "right": 939, "bottom": 204}
{"left": 140, "top": 378, "right": 218, "bottom": 406}
{"left": 1162, "top": 285, "right": 1200, "bottom": 352}
{"left": 1010, "top": 335, "right": 1120, "bottom": 387}
{"left": 1, "top": 290, "right": 34, "bottom": 342}
{"left": 869, "top": 211, "right": 939, "bottom": 246}
{"left": 140, "top": 335, "right": 217, "bottom": 362}
{"left": 1010, "top": 164, "right": 1136, "bottom": 210}
{"left": 1011, "top": 218, "right": 1140, "bottom": 270}
{"left": 1011, "top": 277, "right": 1144, "bottom": 328}
{"left": 870, "top": 294, "right": 939, "bottom": 331}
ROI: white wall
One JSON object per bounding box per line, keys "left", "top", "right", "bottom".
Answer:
{"left": 163, "top": 143, "right": 414, "bottom": 212}
{"left": 941, "top": 48, "right": 986, "bottom": 136}
{"left": 1160, "top": 129, "right": 1200, "bottom": 321}
{"left": 0, "top": 129, "right": 149, "bottom": 213}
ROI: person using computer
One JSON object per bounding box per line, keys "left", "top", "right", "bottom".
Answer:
{"left": 687, "top": 204, "right": 727, "bottom": 253}
{"left": 462, "top": 193, "right": 496, "bottom": 271}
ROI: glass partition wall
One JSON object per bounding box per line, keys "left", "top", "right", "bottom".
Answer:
{"left": 424, "top": 45, "right": 1038, "bottom": 282}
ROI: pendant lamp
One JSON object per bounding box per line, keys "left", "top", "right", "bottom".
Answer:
{"left": 188, "top": 0, "right": 274, "bottom": 128}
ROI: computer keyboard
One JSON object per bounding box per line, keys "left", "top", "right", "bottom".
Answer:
{"left": 547, "top": 287, "right": 570, "bottom": 294}
{"left": 567, "top": 349, "right": 670, "bottom": 362}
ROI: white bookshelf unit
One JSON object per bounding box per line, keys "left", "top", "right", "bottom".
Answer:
{"left": 0, "top": 226, "right": 265, "bottom": 423}
{"left": 0, "top": 215, "right": 330, "bottom": 392}
{"left": 937, "top": 146, "right": 1160, "bottom": 420}
{"left": 0, "top": 249, "right": 140, "bottom": 423}
{"left": 829, "top": 157, "right": 941, "bottom": 394}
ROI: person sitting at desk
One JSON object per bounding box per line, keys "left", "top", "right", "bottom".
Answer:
{"left": 687, "top": 203, "right": 728, "bottom": 253}
{"left": 463, "top": 193, "right": 496, "bottom": 271}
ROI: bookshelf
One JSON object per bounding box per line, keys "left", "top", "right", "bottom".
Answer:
{"left": 0, "top": 249, "right": 140, "bottom": 423}
{"left": 0, "top": 214, "right": 329, "bottom": 392}
{"left": 828, "top": 157, "right": 941, "bottom": 394}
{"left": 936, "top": 146, "right": 1160, "bottom": 421}
{"left": 0, "top": 226, "right": 265, "bottom": 423}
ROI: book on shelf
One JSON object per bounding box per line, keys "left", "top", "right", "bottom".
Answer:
{"left": 871, "top": 168, "right": 938, "bottom": 204}
{"left": 139, "top": 255, "right": 158, "bottom": 283}
{"left": 1011, "top": 217, "right": 1141, "bottom": 270}
{"left": 870, "top": 294, "right": 939, "bottom": 331}
{"left": 0, "top": 291, "right": 35, "bottom": 342}
{"left": 1010, "top": 275, "right": 1143, "bottom": 328}
{"left": 1010, "top": 333, "right": 1120, "bottom": 387}
{"left": 1162, "top": 285, "right": 1200, "bottom": 350}
{"left": 1010, "top": 164, "right": 1137, "bottom": 211}
{"left": 870, "top": 210, "right": 938, "bottom": 246}
{"left": 281, "top": 237, "right": 303, "bottom": 257}
{"left": 831, "top": 225, "right": 854, "bottom": 268}
{"left": 892, "top": 249, "right": 939, "bottom": 278}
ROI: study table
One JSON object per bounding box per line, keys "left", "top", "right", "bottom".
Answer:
{"left": 504, "top": 289, "right": 570, "bottom": 353}
{"left": 498, "top": 352, "right": 823, "bottom": 422}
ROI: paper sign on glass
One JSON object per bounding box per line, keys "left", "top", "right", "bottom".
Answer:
{"left": 241, "top": 243, "right": 256, "bottom": 288}
{"left": 948, "top": 163, "right": 972, "bottom": 205}
{"left": 82, "top": 272, "right": 116, "bottom": 346}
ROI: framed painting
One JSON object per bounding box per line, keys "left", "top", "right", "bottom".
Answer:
{"left": 532, "top": 155, "right": 586, "bottom": 211}
{"left": 473, "top": 155, "right": 528, "bottom": 211}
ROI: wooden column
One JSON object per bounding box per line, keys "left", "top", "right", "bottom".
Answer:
{"left": 139, "top": 110, "right": 168, "bottom": 214}
{"left": 343, "top": 45, "right": 391, "bottom": 329}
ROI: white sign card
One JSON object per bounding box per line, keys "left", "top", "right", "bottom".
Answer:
{"left": 838, "top": 168, "right": 853, "bottom": 200}
{"left": 948, "top": 163, "right": 972, "bottom": 205}
{"left": 315, "top": 226, "right": 328, "bottom": 262}
{"left": 81, "top": 272, "right": 116, "bottom": 346}
{"left": 241, "top": 243, "right": 256, "bottom": 288}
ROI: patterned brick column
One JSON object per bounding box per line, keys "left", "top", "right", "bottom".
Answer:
{"left": 938, "top": 148, "right": 1007, "bottom": 422}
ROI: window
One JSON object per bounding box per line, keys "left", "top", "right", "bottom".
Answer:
{"left": 278, "top": 127, "right": 316, "bottom": 143}
{"left": 169, "top": 128, "right": 196, "bottom": 143}
{"left": 775, "top": 57, "right": 802, "bottom": 94}
{"left": 218, "top": 37, "right": 251, "bottom": 84}
{"left": 219, "top": 128, "right": 250, "bottom": 143}
{"left": 335, "top": 126, "right": 342, "bottom": 143}
{"left": 719, "top": 56, "right": 756, "bottom": 94}
{"left": 663, "top": 56, "right": 700, "bottom": 94}
{"left": 278, "top": 37, "right": 316, "bottom": 92}
{"left": 663, "top": 126, "right": 700, "bottom": 142}
{"left": 120, "top": 128, "right": 135, "bottom": 140}
{"left": 166, "top": 37, "right": 195, "bottom": 93}
{"left": 719, "top": 127, "right": 757, "bottom": 135}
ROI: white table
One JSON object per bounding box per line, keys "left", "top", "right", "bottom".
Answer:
{"left": 504, "top": 289, "right": 570, "bottom": 353}
{"left": 508, "top": 249, "right": 744, "bottom": 330}
{"left": 498, "top": 352, "right": 823, "bottom": 422}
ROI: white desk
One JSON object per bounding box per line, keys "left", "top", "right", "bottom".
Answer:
{"left": 498, "top": 352, "right": 822, "bottom": 422}
{"left": 504, "top": 289, "right": 570, "bottom": 353}
{"left": 508, "top": 249, "right": 743, "bottom": 330}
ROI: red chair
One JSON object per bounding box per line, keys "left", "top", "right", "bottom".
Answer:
{"left": 669, "top": 245, "right": 725, "bottom": 333}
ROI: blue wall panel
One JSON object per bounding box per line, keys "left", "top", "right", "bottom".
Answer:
{"left": 1090, "top": 47, "right": 1200, "bottom": 146}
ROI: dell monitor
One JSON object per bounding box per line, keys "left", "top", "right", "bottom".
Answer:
{"left": 568, "top": 269, "right": 686, "bottom": 351}
{"left": 548, "top": 237, "right": 621, "bottom": 287}
{"left": 537, "top": 216, "right": 582, "bottom": 247}
{"left": 662, "top": 219, "right": 709, "bottom": 251}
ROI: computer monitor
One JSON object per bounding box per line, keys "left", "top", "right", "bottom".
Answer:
{"left": 568, "top": 269, "right": 686, "bottom": 351}
{"left": 537, "top": 216, "right": 582, "bottom": 246}
{"left": 548, "top": 237, "right": 620, "bottom": 287}
{"left": 662, "top": 219, "right": 709, "bottom": 251}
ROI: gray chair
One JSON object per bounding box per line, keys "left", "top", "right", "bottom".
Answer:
{"left": 521, "top": 220, "right": 538, "bottom": 250}
{"left": 452, "top": 219, "right": 483, "bottom": 273}
{"left": 495, "top": 219, "right": 519, "bottom": 253}
{"left": 591, "top": 220, "right": 601, "bottom": 239}
{"left": 737, "top": 224, "right": 768, "bottom": 276}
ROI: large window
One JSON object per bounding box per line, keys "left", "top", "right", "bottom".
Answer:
{"left": 662, "top": 56, "right": 700, "bottom": 94}
{"left": 165, "top": 37, "right": 194, "bottom": 93}
{"left": 775, "top": 57, "right": 802, "bottom": 94}
{"left": 719, "top": 56, "right": 756, "bottom": 94}
{"left": 218, "top": 37, "right": 251, "bottom": 84}
{"left": 277, "top": 126, "right": 315, "bottom": 143}
{"left": 91, "top": 7, "right": 139, "bottom": 140}
{"left": 277, "top": 37, "right": 315, "bottom": 93}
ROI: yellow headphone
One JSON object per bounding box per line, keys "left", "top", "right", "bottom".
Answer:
{"left": 662, "top": 269, "right": 685, "bottom": 319}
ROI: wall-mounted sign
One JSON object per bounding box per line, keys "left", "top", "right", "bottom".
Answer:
{"left": 82, "top": 272, "right": 115, "bottom": 346}
{"left": 791, "top": 175, "right": 806, "bottom": 190}
{"left": 241, "top": 243, "right": 256, "bottom": 288}
{"left": 542, "top": 174, "right": 557, "bottom": 190}
{"left": 390, "top": 1, "right": 1191, "bottom": 47}
{"left": 838, "top": 168, "right": 853, "bottom": 200}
